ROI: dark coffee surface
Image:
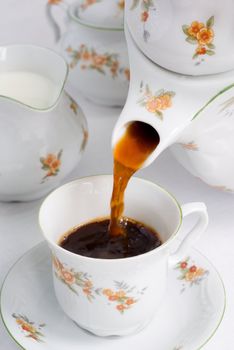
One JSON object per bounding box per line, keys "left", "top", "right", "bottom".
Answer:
{"left": 59, "top": 218, "right": 161, "bottom": 259}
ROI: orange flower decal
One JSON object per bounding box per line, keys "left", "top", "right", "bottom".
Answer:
{"left": 52, "top": 255, "right": 96, "bottom": 301}
{"left": 197, "top": 27, "right": 214, "bottom": 46}
{"left": 124, "top": 68, "right": 130, "bottom": 81}
{"left": 81, "top": 50, "right": 91, "bottom": 61}
{"left": 180, "top": 141, "right": 198, "bottom": 151}
{"left": 52, "top": 255, "right": 147, "bottom": 312}
{"left": 66, "top": 94, "right": 88, "bottom": 151}
{"left": 131, "top": 0, "right": 156, "bottom": 42}
{"left": 103, "top": 288, "right": 114, "bottom": 297}
{"left": 82, "top": 280, "right": 94, "bottom": 297}
{"left": 187, "top": 21, "right": 204, "bottom": 37}
{"left": 182, "top": 16, "right": 215, "bottom": 60}
{"left": 67, "top": 95, "right": 79, "bottom": 115}
{"left": 101, "top": 281, "right": 145, "bottom": 314}
{"left": 208, "top": 184, "right": 234, "bottom": 193}
{"left": 12, "top": 314, "right": 45, "bottom": 342}
{"left": 92, "top": 54, "right": 107, "bottom": 67}
{"left": 80, "top": 0, "right": 101, "bottom": 11}
{"left": 185, "top": 266, "right": 205, "bottom": 282}
{"left": 40, "top": 150, "right": 62, "bottom": 183}
{"left": 66, "top": 44, "right": 129, "bottom": 81}
{"left": 138, "top": 82, "right": 175, "bottom": 120}
{"left": 147, "top": 93, "right": 173, "bottom": 111}
{"left": 141, "top": 11, "right": 149, "bottom": 22}
{"left": 118, "top": 0, "right": 125, "bottom": 10}
{"left": 48, "top": 0, "right": 62, "bottom": 4}
{"left": 195, "top": 46, "right": 207, "bottom": 55}
{"left": 61, "top": 268, "right": 76, "bottom": 285}
{"left": 175, "top": 258, "right": 208, "bottom": 292}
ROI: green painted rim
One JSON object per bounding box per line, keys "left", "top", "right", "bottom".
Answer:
{"left": 0, "top": 45, "right": 69, "bottom": 112}
{"left": 68, "top": 3, "right": 124, "bottom": 32}
{"left": 0, "top": 241, "right": 226, "bottom": 350}
{"left": 193, "top": 247, "right": 226, "bottom": 350}
{"left": 193, "top": 83, "right": 234, "bottom": 120}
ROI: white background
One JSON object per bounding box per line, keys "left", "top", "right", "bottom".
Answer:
{"left": 0, "top": 1, "right": 234, "bottom": 349}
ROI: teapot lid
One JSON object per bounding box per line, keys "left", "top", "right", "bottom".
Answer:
{"left": 71, "top": 0, "right": 124, "bottom": 29}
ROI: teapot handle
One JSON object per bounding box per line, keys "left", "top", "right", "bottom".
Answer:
{"left": 46, "top": 0, "right": 68, "bottom": 42}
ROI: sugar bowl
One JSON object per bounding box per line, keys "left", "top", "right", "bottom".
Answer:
{"left": 46, "top": 0, "right": 130, "bottom": 106}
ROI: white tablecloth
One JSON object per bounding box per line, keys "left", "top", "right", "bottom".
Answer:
{"left": 0, "top": 1, "right": 233, "bottom": 349}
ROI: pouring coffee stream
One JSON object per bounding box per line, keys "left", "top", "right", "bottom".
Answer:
{"left": 109, "top": 121, "right": 160, "bottom": 237}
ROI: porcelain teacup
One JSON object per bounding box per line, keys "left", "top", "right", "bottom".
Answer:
{"left": 39, "top": 175, "right": 208, "bottom": 336}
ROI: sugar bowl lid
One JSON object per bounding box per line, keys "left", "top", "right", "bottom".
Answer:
{"left": 73, "top": 0, "right": 125, "bottom": 29}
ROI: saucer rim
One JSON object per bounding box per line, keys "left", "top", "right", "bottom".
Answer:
{"left": 0, "top": 241, "right": 226, "bottom": 350}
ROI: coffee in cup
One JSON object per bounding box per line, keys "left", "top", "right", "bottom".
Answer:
{"left": 59, "top": 217, "right": 162, "bottom": 259}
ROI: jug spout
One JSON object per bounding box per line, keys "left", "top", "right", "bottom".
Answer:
{"left": 0, "top": 45, "right": 68, "bottom": 110}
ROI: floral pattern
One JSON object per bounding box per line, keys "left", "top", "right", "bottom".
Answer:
{"left": 52, "top": 255, "right": 146, "bottom": 312}
{"left": 66, "top": 45, "right": 130, "bottom": 81}
{"left": 40, "top": 150, "right": 63, "bottom": 183}
{"left": 219, "top": 96, "right": 234, "bottom": 117}
{"left": 175, "top": 258, "right": 209, "bottom": 293}
{"left": 102, "top": 281, "right": 146, "bottom": 314}
{"left": 80, "top": 0, "right": 101, "bottom": 11}
{"left": 48, "top": 0, "right": 62, "bottom": 4}
{"left": 68, "top": 96, "right": 79, "bottom": 115}
{"left": 138, "top": 82, "right": 175, "bottom": 120}
{"left": 209, "top": 185, "right": 234, "bottom": 193}
{"left": 118, "top": 0, "right": 125, "bottom": 10}
{"left": 180, "top": 142, "right": 198, "bottom": 151}
{"left": 182, "top": 16, "right": 215, "bottom": 62}
{"left": 52, "top": 255, "right": 96, "bottom": 301}
{"left": 66, "top": 95, "right": 88, "bottom": 151}
{"left": 195, "top": 177, "right": 234, "bottom": 193}
{"left": 131, "top": 0, "right": 156, "bottom": 42}
{"left": 12, "top": 314, "right": 45, "bottom": 342}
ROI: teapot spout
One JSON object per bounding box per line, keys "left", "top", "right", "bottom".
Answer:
{"left": 0, "top": 45, "right": 68, "bottom": 110}
{"left": 112, "top": 26, "right": 188, "bottom": 167}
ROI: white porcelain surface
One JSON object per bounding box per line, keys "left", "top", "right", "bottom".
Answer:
{"left": 170, "top": 87, "right": 234, "bottom": 193}
{"left": 0, "top": 3, "right": 233, "bottom": 350}
{"left": 39, "top": 175, "right": 208, "bottom": 336}
{"left": 1, "top": 241, "right": 225, "bottom": 349}
{"left": 46, "top": 1, "right": 129, "bottom": 106}
{"left": 0, "top": 73, "right": 232, "bottom": 350}
{"left": 126, "top": 0, "right": 234, "bottom": 75}
{"left": 0, "top": 45, "right": 88, "bottom": 202}
{"left": 113, "top": 28, "right": 234, "bottom": 192}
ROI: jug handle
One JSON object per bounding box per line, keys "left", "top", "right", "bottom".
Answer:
{"left": 46, "top": 0, "right": 68, "bottom": 42}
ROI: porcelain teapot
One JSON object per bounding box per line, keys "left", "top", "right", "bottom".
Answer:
{"left": 113, "top": 23, "right": 234, "bottom": 193}
{"left": 126, "top": 0, "right": 234, "bottom": 75}
{"left": 46, "top": 0, "right": 130, "bottom": 106}
{"left": 0, "top": 45, "right": 88, "bottom": 202}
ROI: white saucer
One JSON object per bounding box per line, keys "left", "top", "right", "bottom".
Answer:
{"left": 1, "top": 242, "right": 225, "bottom": 350}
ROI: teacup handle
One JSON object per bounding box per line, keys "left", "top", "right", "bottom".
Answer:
{"left": 169, "top": 202, "right": 208, "bottom": 264}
